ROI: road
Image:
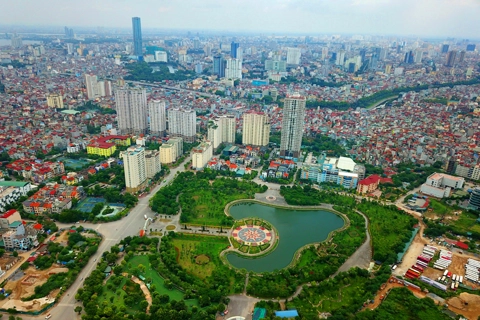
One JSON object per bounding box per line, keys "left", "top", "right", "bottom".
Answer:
{"left": 19, "top": 156, "right": 191, "bottom": 320}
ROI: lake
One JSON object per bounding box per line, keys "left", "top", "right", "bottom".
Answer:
{"left": 226, "top": 202, "right": 345, "bottom": 272}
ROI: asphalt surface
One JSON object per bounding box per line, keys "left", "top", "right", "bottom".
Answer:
{"left": 19, "top": 156, "right": 190, "bottom": 320}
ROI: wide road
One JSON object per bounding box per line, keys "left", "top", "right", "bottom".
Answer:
{"left": 20, "top": 156, "right": 191, "bottom": 320}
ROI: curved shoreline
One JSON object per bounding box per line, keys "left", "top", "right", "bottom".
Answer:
{"left": 222, "top": 199, "right": 350, "bottom": 272}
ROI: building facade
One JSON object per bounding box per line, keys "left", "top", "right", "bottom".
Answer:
{"left": 145, "top": 150, "right": 161, "bottom": 179}
{"left": 159, "top": 137, "right": 183, "bottom": 164}
{"left": 192, "top": 141, "right": 213, "bottom": 170}
{"left": 148, "top": 100, "right": 167, "bottom": 136}
{"left": 242, "top": 112, "right": 270, "bottom": 146}
{"left": 287, "top": 47, "right": 301, "bottom": 65}
{"left": 225, "top": 58, "right": 242, "bottom": 79}
{"left": 168, "top": 108, "right": 196, "bottom": 143}
{"left": 46, "top": 93, "right": 64, "bottom": 109}
{"left": 280, "top": 93, "right": 306, "bottom": 158}
{"left": 122, "top": 146, "right": 147, "bottom": 193}
{"left": 207, "top": 115, "right": 236, "bottom": 149}
{"left": 115, "top": 88, "right": 148, "bottom": 135}
{"left": 132, "top": 17, "right": 143, "bottom": 57}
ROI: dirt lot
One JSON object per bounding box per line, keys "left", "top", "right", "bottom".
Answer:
{"left": 51, "top": 230, "right": 69, "bottom": 246}
{"left": 366, "top": 277, "right": 426, "bottom": 310}
{"left": 0, "top": 265, "right": 68, "bottom": 312}
{"left": 0, "top": 256, "right": 21, "bottom": 271}
{"left": 447, "top": 292, "right": 480, "bottom": 320}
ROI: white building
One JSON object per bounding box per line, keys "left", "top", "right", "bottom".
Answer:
{"left": 192, "top": 141, "right": 213, "bottom": 170}
{"left": 280, "top": 93, "right": 306, "bottom": 158}
{"left": 155, "top": 51, "right": 168, "bottom": 62}
{"left": 145, "top": 150, "right": 161, "bottom": 179}
{"left": 420, "top": 172, "right": 464, "bottom": 199}
{"left": 46, "top": 93, "right": 64, "bottom": 109}
{"left": 159, "top": 137, "right": 183, "bottom": 164}
{"left": 287, "top": 47, "right": 301, "bottom": 65}
{"left": 85, "top": 74, "right": 98, "bottom": 100}
{"left": 115, "top": 88, "right": 148, "bottom": 135}
{"left": 207, "top": 115, "right": 236, "bottom": 149}
{"left": 148, "top": 100, "right": 167, "bottom": 136}
{"left": 336, "top": 50, "right": 346, "bottom": 66}
{"left": 168, "top": 108, "right": 196, "bottom": 142}
{"left": 225, "top": 58, "right": 242, "bottom": 79}
{"left": 242, "top": 112, "right": 270, "bottom": 146}
{"left": 122, "top": 146, "right": 147, "bottom": 193}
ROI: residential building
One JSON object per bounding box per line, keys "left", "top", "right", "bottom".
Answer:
{"left": 357, "top": 175, "right": 381, "bottom": 194}
{"left": 132, "top": 17, "right": 143, "bottom": 57}
{"left": 168, "top": 108, "right": 196, "bottom": 143}
{"left": 287, "top": 47, "right": 301, "bottom": 65}
{"left": 159, "top": 137, "right": 183, "bottom": 164}
{"left": 208, "top": 115, "right": 236, "bottom": 149}
{"left": 122, "top": 146, "right": 147, "bottom": 193}
{"left": 115, "top": 88, "right": 148, "bottom": 135}
{"left": 145, "top": 150, "right": 161, "bottom": 179}
{"left": 420, "top": 172, "right": 464, "bottom": 198}
{"left": 468, "top": 188, "right": 480, "bottom": 209}
{"left": 86, "top": 135, "right": 130, "bottom": 157}
{"left": 192, "top": 141, "right": 213, "bottom": 170}
{"left": 22, "top": 184, "right": 82, "bottom": 214}
{"left": 265, "top": 59, "right": 286, "bottom": 72}
{"left": 231, "top": 42, "right": 239, "bottom": 58}
{"left": 280, "top": 93, "right": 306, "bottom": 158}
{"left": 445, "top": 50, "right": 457, "bottom": 67}
{"left": 213, "top": 55, "right": 226, "bottom": 78}
{"left": 155, "top": 51, "right": 167, "bottom": 62}
{"left": 242, "top": 112, "right": 270, "bottom": 146}
{"left": 85, "top": 74, "right": 98, "bottom": 100}
{"left": 46, "top": 93, "right": 64, "bottom": 109}
{"left": 148, "top": 100, "right": 167, "bottom": 136}
{"left": 225, "top": 58, "right": 242, "bottom": 79}
{"left": 336, "top": 50, "right": 346, "bottom": 66}
{"left": 0, "top": 209, "right": 22, "bottom": 228}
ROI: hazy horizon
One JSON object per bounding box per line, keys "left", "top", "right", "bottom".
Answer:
{"left": 1, "top": 0, "right": 480, "bottom": 39}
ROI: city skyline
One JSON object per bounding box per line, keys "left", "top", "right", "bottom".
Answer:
{"left": 1, "top": 0, "right": 480, "bottom": 39}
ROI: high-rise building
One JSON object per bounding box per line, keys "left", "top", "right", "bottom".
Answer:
{"left": 242, "top": 112, "right": 270, "bottom": 146}
{"left": 280, "top": 93, "right": 306, "bottom": 158}
{"left": 168, "top": 108, "right": 196, "bottom": 142}
{"left": 446, "top": 50, "right": 457, "bottom": 67}
{"left": 115, "top": 88, "right": 148, "bottom": 135}
{"left": 286, "top": 47, "right": 301, "bottom": 65}
{"left": 264, "top": 60, "right": 286, "bottom": 72}
{"left": 385, "top": 64, "right": 392, "bottom": 74}
{"left": 469, "top": 188, "right": 480, "bottom": 209}
{"left": 335, "top": 50, "right": 345, "bottom": 66}
{"left": 466, "top": 44, "right": 476, "bottom": 52}
{"left": 66, "top": 43, "right": 74, "bottom": 55}
{"left": 85, "top": 74, "right": 98, "bottom": 100}
{"left": 132, "top": 17, "right": 143, "bottom": 57}
{"left": 225, "top": 58, "right": 242, "bottom": 79}
{"left": 148, "top": 100, "right": 167, "bottom": 136}
{"left": 404, "top": 50, "right": 414, "bottom": 64}
{"left": 213, "top": 54, "right": 226, "bottom": 78}
{"left": 145, "top": 150, "right": 161, "bottom": 179}
{"left": 414, "top": 50, "right": 423, "bottom": 64}
{"left": 122, "top": 146, "right": 147, "bottom": 193}
{"left": 231, "top": 42, "right": 239, "bottom": 58}
{"left": 11, "top": 34, "right": 22, "bottom": 48}
{"left": 236, "top": 47, "right": 243, "bottom": 61}
{"left": 46, "top": 93, "right": 64, "bottom": 109}
{"left": 64, "top": 27, "right": 74, "bottom": 39}
{"left": 192, "top": 141, "right": 213, "bottom": 169}
{"left": 359, "top": 49, "right": 366, "bottom": 63}
{"left": 155, "top": 51, "right": 168, "bottom": 62}
{"left": 441, "top": 44, "right": 449, "bottom": 53}
{"left": 207, "top": 115, "right": 236, "bottom": 149}
{"left": 458, "top": 50, "right": 466, "bottom": 63}
{"left": 159, "top": 137, "right": 183, "bottom": 164}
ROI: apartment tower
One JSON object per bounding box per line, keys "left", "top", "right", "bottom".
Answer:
{"left": 115, "top": 88, "right": 148, "bottom": 135}
{"left": 242, "top": 112, "right": 270, "bottom": 146}
{"left": 280, "top": 93, "right": 306, "bottom": 158}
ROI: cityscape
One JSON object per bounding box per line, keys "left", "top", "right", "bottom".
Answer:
{"left": 1, "top": 1, "right": 480, "bottom": 319}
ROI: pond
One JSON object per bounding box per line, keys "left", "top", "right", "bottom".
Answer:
{"left": 226, "top": 202, "right": 345, "bottom": 272}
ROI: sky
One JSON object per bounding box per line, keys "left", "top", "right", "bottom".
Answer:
{"left": 1, "top": 0, "right": 480, "bottom": 38}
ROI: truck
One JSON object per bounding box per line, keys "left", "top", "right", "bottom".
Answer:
{"left": 452, "top": 274, "right": 457, "bottom": 282}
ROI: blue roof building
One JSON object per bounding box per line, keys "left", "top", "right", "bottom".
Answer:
{"left": 274, "top": 310, "right": 299, "bottom": 318}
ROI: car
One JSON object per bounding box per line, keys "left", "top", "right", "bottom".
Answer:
{"left": 94, "top": 258, "right": 96, "bottom": 262}
{"left": 80, "top": 277, "right": 83, "bottom": 280}
{"left": 45, "top": 314, "right": 52, "bottom": 319}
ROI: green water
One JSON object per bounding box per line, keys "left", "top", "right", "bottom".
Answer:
{"left": 226, "top": 202, "right": 345, "bottom": 272}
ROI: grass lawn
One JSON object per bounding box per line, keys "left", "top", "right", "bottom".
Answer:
{"left": 172, "top": 234, "right": 230, "bottom": 280}
{"left": 297, "top": 248, "right": 318, "bottom": 268}
{"left": 429, "top": 199, "right": 454, "bottom": 216}
{"left": 98, "top": 276, "right": 144, "bottom": 314}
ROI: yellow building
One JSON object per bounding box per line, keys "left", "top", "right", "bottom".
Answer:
{"left": 87, "top": 142, "right": 116, "bottom": 157}
{"left": 47, "top": 93, "right": 64, "bottom": 109}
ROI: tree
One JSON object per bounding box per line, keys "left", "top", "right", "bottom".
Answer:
{"left": 12, "top": 251, "right": 18, "bottom": 258}
{"left": 74, "top": 306, "right": 82, "bottom": 314}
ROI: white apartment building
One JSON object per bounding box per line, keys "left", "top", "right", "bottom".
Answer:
{"left": 225, "top": 58, "right": 242, "bottom": 79}
{"left": 85, "top": 74, "right": 112, "bottom": 100}
{"left": 192, "top": 141, "right": 213, "bottom": 170}
{"left": 46, "top": 93, "right": 64, "bottom": 109}
{"left": 168, "top": 108, "right": 196, "bottom": 142}
{"left": 159, "top": 137, "right": 183, "bottom": 164}
{"left": 145, "top": 150, "right": 161, "bottom": 179}
{"left": 155, "top": 51, "right": 168, "bottom": 62}
{"left": 115, "top": 88, "right": 148, "bottom": 135}
{"left": 207, "top": 115, "right": 236, "bottom": 149}
{"left": 286, "top": 47, "right": 301, "bottom": 65}
{"left": 148, "top": 100, "right": 167, "bottom": 136}
{"left": 336, "top": 50, "right": 346, "bottom": 66}
{"left": 122, "top": 146, "right": 147, "bottom": 193}
{"left": 242, "top": 112, "right": 270, "bottom": 146}
{"left": 280, "top": 93, "right": 306, "bottom": 158}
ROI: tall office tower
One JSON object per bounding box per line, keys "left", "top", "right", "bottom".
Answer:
{"left": 441, "top": 44, "right": 449, "bottom": 53}
{"left": 64, "top": 27, "right": 74, "bottom": 39}
{"left": 458, "top": 50, "right": 466, "bottom": 63}
{"left": 225, "top": 58, "right": 242, "bottom": 79}
{"left": 122, "top": 146, "right": 147, "bottom": 193}
{"left": 213, "top": 54, "right": 226, "bottom": 78}
{"left": 11, "top": 34, "right": 22, "bottom": 48}
{"left": 359, "top": 49, "right": 366, "bottom": 62}
{"left": 236, "top": 47, "right": 243, "bottom": 61}
{"left": 286, "top": 47, "right": 301, "bottom": 65}
{"left": 168, "top": 108, "right": 196, "bottom": 142}
{"left": 148, "top": 100, "right": 167, "bottom": 136}
{"left": 466, "top": 44, "right": 476, "bottom": 52}
{"left": 335, "top": 50, "right": 345, "bottom": 66}
{"left": 115, "top": 88, "right": 148, "bottom": 135}
{"left": 445, "top": 50, "right": 457, "bottom": 67}
{"left": 414, "top": 50, "right": 423, "bottom": 64}
{"left": 379, "top": 48, "right": 387, "bottom": 60}
{"left": 231, "top": 41, "right": 239, "bottom": 58}
{"left": 204, "top": 44, "right": 212, "bottom": 56}
{"left": 85, "top": 74, "right": 98, "bottom": 100}
{"left": 132, "top": 17, "right": 143, "bottom": 57}
{"left": 207, "top": 115, "right": 236, "bottom": 149}
{"left": 404, "top": 51, "right": 414, "bottom": 64}
{"left": 242, "top": 112, "right": 270, "bottom": 146}
{"left": 193, "top": 38, "right": 200, "bottom": 49}
{"left": 280, "top": 93, "right": 306, "bottom": 158}
{"left": 46, "top": 93, "right": 64, "bottom": 109}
